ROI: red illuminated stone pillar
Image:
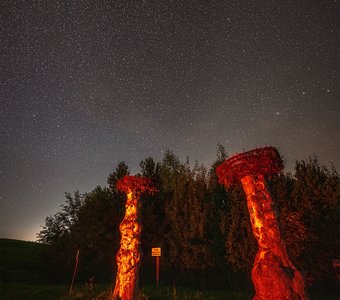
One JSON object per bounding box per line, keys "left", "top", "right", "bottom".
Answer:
{"left": 111, "top": 176, "right": 157, "bottom": 300}
{"left": 216, "top": 147, "right": 307, "bottom": 300}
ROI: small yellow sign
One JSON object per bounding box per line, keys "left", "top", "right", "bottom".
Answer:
{"left": 152, "top": 247, "right": 161, "bottom": 257}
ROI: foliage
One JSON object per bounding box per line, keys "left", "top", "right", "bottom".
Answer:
{"left": 71, "top": 187, "right": 121, "bottom": 280}
{"left": 161, "top": 153, "right": 213, "bottom": 270}
{"left": 37, "top": 162, "right": 129, "bottom": 281}
{"left": 37, "top": 148, "right": 339, "bottom": 287}
{"left": 220, "top": 184, "right": 257, "bottom": 272}
{"left": 138, "top": 157, "right": 164, "bottom": 266}
{"left": 107, "top": 161, "right": 130, "bottom": 193}
{"left": 290, "top": 158, "right": 340, "bottom": 283}
{"left": 36, "top": 191, "right": 83, "bottom": 278}
{"left": 37, "top": 191, "right": 83, "bottom": 245}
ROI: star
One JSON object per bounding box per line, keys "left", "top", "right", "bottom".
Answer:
{"left": 0, "top": 0, "right": 338, "bottom": 241}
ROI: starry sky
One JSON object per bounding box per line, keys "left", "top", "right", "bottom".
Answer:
{"left": 1, "top": 1, "right": 338, "bottom": 241}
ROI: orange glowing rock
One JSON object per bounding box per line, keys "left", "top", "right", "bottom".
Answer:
{"left": 112, "top": 176, "right": 157, "bottom": 300}
{"left": 216, "top": 147, "right": 308, "bottom": 300}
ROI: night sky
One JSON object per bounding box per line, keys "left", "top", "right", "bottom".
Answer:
{"left": 1, "top": 1, "right": 338, "bottom": 241}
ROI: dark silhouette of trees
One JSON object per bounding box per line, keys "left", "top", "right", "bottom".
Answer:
{"left": 71, "top": 186, "right": 121, "bottom": 279}
{"left": 37, "top": 191, "right": 83, "bottom": 245}
{"left": 107, "top": 161, "right": 130, "bottom": 193}
{"left": 138, "top": 157, "right": 163, "bottom": 264}
{"left": 220, "top": 156, "right": 339, "bottom": 284}
{"left": 220, "top": 183, "right": 257, "bottom": 272}
{"left": 37, "top": 191, "right": 84, "bottom": 279}
{"left": 290, "top": 158, "right": 340, "bottom": 283}
{"left": 161, "top": 155, "right": 213, "bottom": 271}
{"left": 37, "top": 150, "right": 339, "bottom": 287}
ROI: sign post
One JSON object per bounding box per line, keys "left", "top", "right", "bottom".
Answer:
{"left": 69, "top": 249, "right": 80, "bottom": 296}
{"left": 151, "top": 247, "right": 161, "bottom": 287}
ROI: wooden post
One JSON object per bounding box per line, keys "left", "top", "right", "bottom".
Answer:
{"left": 156, "top": 256, "right": 160, "bottom": 287}
{"left": 69, "top": 249, "right": 80, "bottom": 296}
{"left": 152, "top": 247, "right": 161, "bottom": 287}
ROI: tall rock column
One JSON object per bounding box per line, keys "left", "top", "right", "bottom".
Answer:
{"left": 112, "top": 176, "right": 156, "bottom": 300}
{"left": 216, "top": 146, "right": 307, "bottom": 300}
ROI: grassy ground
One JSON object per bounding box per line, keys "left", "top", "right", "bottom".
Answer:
{"left": 0, "top": 238, "right": 70, "bottom": 299}
{"left": 1, "top": 283, "right": 67, "bottom": 300}
{"left": 0, "top": 238, "right": 47, "bottom": 283}
{"left": 0, "top": 282, "right": 250, "bottom": 300}
{"left": 1, "top": 239, "right": 338, "bottom": 299}
{"left": 0, "top": 238, "right": 250, "bottom": 300}
{"left": 139, "top": 285, "right": 249, "bottom": 300}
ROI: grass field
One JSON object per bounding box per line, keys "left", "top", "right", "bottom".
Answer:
{"left": 0, "top": 238, "right": 69, "bottom": 300}
{"left": 0, "top": 238, "right": 250, "bottom": 299}
{"left": 0, "top": 238, "right": 338, "bottom": 299}
{"left": 0, "top": 239, "right": 47, "bottom": 283}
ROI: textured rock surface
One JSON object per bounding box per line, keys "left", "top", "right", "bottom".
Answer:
{"left": 217, "top": 147, "right": 307, "bottom": 300}
{"left": 241, "top": 175, "right": 307, "bottom": 300}
{"left": 112, "top": 176, "right": 156, "bottom": 300}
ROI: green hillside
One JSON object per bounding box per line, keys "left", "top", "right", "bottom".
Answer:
{"left": 0, "top": 238, "right": 47, "bottom": 283}
{"left": 0, "top": 239, "right": 68, "bottom": 300}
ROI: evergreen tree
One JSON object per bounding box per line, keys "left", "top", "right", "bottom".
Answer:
{"left": 220, "top": 184, "right": 257, "bottom": 272}
{"left": 107, "top": 161, "right": 130, "bottom": 193}
{"left": 269, "top": 173, "right": 307, "bottom": 267}
{"left": 138, "top": 157, "right": 163, "bottom": 264}
{"left": 71, "top": 186, "right": 121, "bottom": 280}
{"left": 291, "top": 157, "right": 340, "bottom": 282}
{"left": 36, "top": 151, "right": 339, "bottom": 287}
{"left": 161, "top": 152, "right": 213, "bottom": 272}
{"left": 207, "top": 145, "right": 229, "bottom": 268}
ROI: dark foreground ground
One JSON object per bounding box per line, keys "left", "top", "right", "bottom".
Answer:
{"left": 0, "top": 239, "right": 338, "bottom": 300}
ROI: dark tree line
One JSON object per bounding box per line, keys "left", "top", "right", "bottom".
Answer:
{"left": 37, "top": 146, "right": 339, "bottom": 288}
